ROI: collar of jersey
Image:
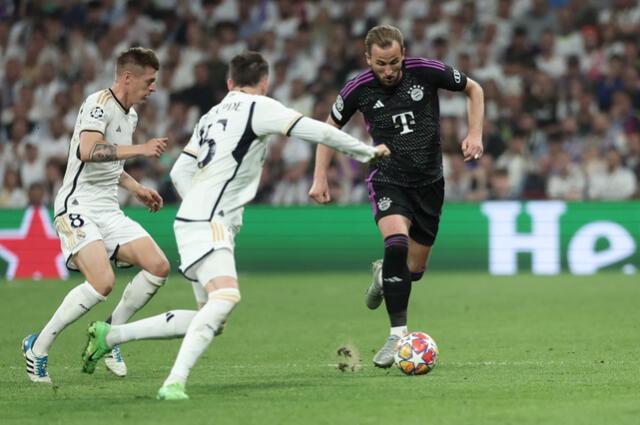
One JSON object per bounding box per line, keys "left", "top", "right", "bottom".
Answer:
{"left": 109, "top": 88, "right": 130, "bottom": 114}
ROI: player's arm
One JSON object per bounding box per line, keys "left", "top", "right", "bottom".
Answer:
{"left": 461, "top": 77, "right": 484, "bottom": 162}
{"left": 288, "top": 116, "right": 387, "bottom": 163}
{"left": 78, "top": 131, "right": 167, "bottom": 162}
{"left": 169, "top": 122, "right": 202, "bottom": 199}
{"left": 169, "top": 152, "right": 197, "bottom": 199}
{"left": 309, "top": 87, "right": 360, "bottom": 204}
{"left": 309, "top": 116, "right": 341, "bottom": 204}
{"left": 118, "top": 171, "right": 163, "bottom": 212}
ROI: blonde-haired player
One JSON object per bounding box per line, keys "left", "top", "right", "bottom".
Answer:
{"left": 22, "top": 47, "right": 170, "bottom": 383}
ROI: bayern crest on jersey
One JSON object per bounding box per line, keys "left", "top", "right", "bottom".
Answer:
{"left": 409, "top": 85, "right": 424, "bottom": 101}
{"left": 377, "top": 197, "right": 392, "bottom": 211}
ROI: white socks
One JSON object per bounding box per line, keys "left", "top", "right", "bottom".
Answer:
{"left": 390, "top": 326, "right": 408, "bottom": 338}
{"left": 32, "top": 281, "right": 105, "bottom": 356}
{"left": 106, "top": 310, "right": 197, "bottom": 347}
{"left": 109, "top": 271, "right": 166, "bottom": 325}
{"left": 164, "top": 288, "right": 241, "bottom": 386}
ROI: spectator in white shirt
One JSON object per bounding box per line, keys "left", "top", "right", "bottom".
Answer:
{"left": 495, "top": 132, "right": 535, "bottom": 197}
{"left": 271, "top": 136, "right": 312, "bottom": 206}
{"left": 588, "top": 148, "right": 636, "bottom": 200}
{"left": 547, "top": 151, "right": 586, "bottom": 200}
{"left": 0, "top": 168, "right": 27, "bottom": 208}
{"left": 20, "top": 143, "right": 46, "bottom": 190}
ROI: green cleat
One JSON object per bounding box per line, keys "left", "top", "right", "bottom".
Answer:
{"left": 157, "top": 382, "right": 189, "bottom": 400}
{"left": 81, "top": 321, "right": 112, "bottom": 374}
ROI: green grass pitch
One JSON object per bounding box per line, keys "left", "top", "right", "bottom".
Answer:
{"left": 1, "top": 271, "right": 639, "bottom": 425}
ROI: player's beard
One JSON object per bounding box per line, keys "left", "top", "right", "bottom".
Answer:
{"left": 378, "top": 71, "right": 402, "bottom": 87}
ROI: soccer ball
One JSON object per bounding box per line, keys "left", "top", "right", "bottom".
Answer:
{"left": 394, "top": 332, "right": 438, "bottom": 375}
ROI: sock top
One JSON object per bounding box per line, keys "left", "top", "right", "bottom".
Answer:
{"left": 83, "top": 281, "right": 107, "bottom": 301}
{"left": 142, "top": 270, "right": 168, "bottom": 287}
{"left": 209, "top": 287, "right": 241, "bottom": 303}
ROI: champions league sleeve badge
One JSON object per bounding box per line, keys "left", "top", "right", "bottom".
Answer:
{"left": 90, "top": 105, "right": 105, "bottom": 119}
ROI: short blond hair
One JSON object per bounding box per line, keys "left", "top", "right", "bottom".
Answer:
{"left": 115, "top": 47, "right": 159, "bottom": 75}
{"left": 364, "top": 25, "right": 405, "bottom": 54}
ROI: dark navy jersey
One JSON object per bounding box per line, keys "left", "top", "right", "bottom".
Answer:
{"left": 330, "top": 57, "right": 468, "bottom": 187}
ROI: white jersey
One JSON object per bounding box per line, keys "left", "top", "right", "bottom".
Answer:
{"left": 172, "top": 91, "right": 377, "bottom": 232}
{"left": 54, "top": 89, "right": 138, "bottom": 216}
{"left": 171, "top": 91, "right": 377, "bottom": 277}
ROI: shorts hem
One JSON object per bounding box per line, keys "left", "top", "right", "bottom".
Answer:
{"left": 180, "top": 248, "right": 216, "bottom": 282}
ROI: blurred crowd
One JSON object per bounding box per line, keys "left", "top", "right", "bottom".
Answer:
{"left": 1, "top": 0, "right": 639, "bottom": 209}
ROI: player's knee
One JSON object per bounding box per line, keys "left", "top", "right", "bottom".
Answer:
{"left": 92, "top": 270, "right": 116, "bottom": 296}
{"left": 145, "top": 256, "right": 170, "bottom": 278}
{"left": 410, "top": 270, "right": 425, "bottom": 282}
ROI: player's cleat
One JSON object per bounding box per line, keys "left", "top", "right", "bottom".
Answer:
{"left": 22, "top": 333, "right": 52, "bottom": 383}
{"left": 104, "top": 345, "right": 127, "bottom": 377}
{"left": 81, "top": 321, "right": 112, "bottom": 374}
{"left": 365, "top": 259, "right": 384, "bottom": 309}
{"left": 372, "top": 334, "right": 401, "bottom": 368}
{"left": 157, "top": 382, "right": 189, "bottom": 400}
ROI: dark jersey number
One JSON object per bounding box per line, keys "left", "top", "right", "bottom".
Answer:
{"left": 68, "top": 214, "right": 84, "bottom": 228}
{"left": 196, "top": 119, "right": 227, "bottom": 169}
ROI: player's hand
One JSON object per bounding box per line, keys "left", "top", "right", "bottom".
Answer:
{"left": 461, "top": 136, "right": 483, "bottom": 162}
{"left": 141, "top": 138, "right": 168, "bottom": 158}
{"left": 135, "top": 186, "right": 164, "bottom": 212}
{"left": 309, "top": 177, "right": 331, "bottom": 204}
{"left": 370, "top": 144, "right": 391, "bottom": 164}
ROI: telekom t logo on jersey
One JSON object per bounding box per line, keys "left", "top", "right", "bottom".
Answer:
{"left": 392, "top": 111, "right": 415, "bottom": 135}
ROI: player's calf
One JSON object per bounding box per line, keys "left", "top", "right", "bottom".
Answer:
{"left": 104, "top": 270, "right": 168, "bottom": 377}
{"left": 162, "top": 288, "right": 241, "bottom": 391}
{"left": 381, "top": 233, "right": 412, "bottom": 329}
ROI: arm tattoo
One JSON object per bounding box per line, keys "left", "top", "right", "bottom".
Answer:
{"left": 90, "top": 143, "right": 117, "bottom": 162}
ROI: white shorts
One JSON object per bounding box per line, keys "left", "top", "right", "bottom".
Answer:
{"left": 194, "top": 248, "right": 237, "bottom": 283}
{"left": 174, "top": 220, "right": 236, "bottom": 281}
{"left": 54, "top": 209, "right": 150, "bottom": 271}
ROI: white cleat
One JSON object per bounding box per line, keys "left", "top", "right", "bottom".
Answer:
{"left": 365, "top": 259, "right": 384, "bottom": 310}
{"left": 104, "top": 345, "right": 127, "bottom": 377}
{"left": 373, "top": 335, "right": 401, "bottom": 368}
{"left": 22, "top": 334, "right": 52, "bottom": 383}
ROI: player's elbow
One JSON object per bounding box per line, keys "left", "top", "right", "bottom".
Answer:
{"left": 169, "top": 167, "right": 187, "bottom": 197}
{"left": 169, "top": 166, "right": 181, "bottom": 187}
{"left": 465, "top": 78, "right": 483, "bottom": 98}
{"left": 78, "top": 147, "right": 92, "bottom": 162}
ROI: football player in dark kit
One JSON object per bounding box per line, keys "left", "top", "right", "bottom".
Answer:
{"left": 309, "top": 25, "right": 484, "bottom": 367}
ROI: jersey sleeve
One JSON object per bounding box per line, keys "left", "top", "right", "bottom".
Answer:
{"left": 182, "top": 121, "right": 201, "bottom": 159}
{"left": 170, "top": 152, "right": 197, "bottom": 199}
{"left": 171, "top": 121, "right": 201, "bottom": 198}
{"left": 78, "top": 93, "right": 113, "bottom": 134}
{"left": 251, "top": 96, "right": 376, "bottom": 162}
{"left": 407, "top": 58, "right": 468, "bottom": 91}
{"left": 251, "top": 96, "right": 305, "bottom": 137}
{"left": 330, "top": 83, "right": 361, "bottom": 127}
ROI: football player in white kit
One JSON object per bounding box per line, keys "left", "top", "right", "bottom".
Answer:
{"left": 22, "top": 47, "right": 171, "bottom": 383}
{"left": 80, "top": 51, "right": 390, "bottom": 400}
